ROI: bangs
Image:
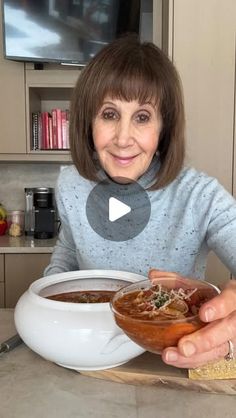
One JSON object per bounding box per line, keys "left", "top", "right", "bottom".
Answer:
{"left": 92, "top": 64, "right": 162, "bottom": 115}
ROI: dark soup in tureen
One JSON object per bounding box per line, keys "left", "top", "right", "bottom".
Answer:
{"left": 47, "top": 290, "right": 116, "bottom": 303}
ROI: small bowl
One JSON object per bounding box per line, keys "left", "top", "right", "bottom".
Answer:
{"left": 110, "top": 277, "right": 220, "bottom": 354}
{"left": 14, "top": 270, "right": 146, "bottom": 371}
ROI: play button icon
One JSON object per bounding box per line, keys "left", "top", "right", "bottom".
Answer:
{"left": 86, "top": 177, "right": 151, "bottom": 241}
{"left": 109, "top": 197, "right": 131, "bottom": 222}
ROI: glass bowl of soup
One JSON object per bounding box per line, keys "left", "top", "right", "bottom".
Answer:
{"left": 14, "top": 270, "right": 146, "bottom": 371}
{"left": 110, "top": 277, "right": 220, "bottom": 354}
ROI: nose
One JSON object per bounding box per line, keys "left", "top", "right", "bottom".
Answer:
{"left": 114, "top": 119, "right": 134, "bottom": 148}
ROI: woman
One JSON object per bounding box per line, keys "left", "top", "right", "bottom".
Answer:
{"left": 44, "top": 35, "right": 236, "bottom": 369}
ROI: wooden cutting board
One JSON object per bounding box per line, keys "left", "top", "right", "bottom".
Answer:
{"left": 81, "top": 352, "right": 236, "bottom": 395}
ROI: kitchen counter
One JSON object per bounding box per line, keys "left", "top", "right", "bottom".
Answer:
{"left": 1, "top": 310, "right": 236, "bottom": 418}
{"left": 0, "top": 235, "right": 57, "bottom": 253}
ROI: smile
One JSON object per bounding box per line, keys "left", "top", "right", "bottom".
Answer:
{"left": 111, "top": 154, "right": 138, "bottom": 166}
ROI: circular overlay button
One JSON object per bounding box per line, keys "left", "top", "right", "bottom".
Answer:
{"left": 86, "top": 177, "right": 151, "bottom": 241}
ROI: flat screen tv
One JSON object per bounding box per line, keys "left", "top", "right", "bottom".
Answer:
{"left": 2, "top": 0, "right": 153, "bottom": 66}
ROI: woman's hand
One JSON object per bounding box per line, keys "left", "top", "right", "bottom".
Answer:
{"left": 148, "top": 269, "right": 236, "bottom": 368}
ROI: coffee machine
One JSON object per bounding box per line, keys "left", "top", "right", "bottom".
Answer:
{"left": 25, "top": 187, "right": 56, "bottom": 239}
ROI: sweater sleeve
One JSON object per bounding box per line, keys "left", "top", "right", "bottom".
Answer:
{"left": 44, "top": 178, "right": 79, "bottom": 276}
{"left": 192, "top": 176, "right": 236, "bottom": 276}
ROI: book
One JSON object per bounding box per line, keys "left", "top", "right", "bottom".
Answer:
{"left": 56, "top": 108, "right": 62, "bottom": 149}
{"left": 32, "top": 108, "right": 69, "bottom": 151}
{"left": 32, "top": 112, "right": 39, "bottom": 150}
{"left": 38, "top": 113, "right": 42, "bottom": 149}
{"left": 61, "top": 110, "right": 67, "bottom": 149}
{"left": 51, "top": 109, "right": 58, "bottom": 149}
{"left": 41, "top": 112, "right": 50, "bottom": 149}
{"left": 48, "top": 115, "right": 53, "bottom": 149}
{"left": 66, "top": 109, "right": 70, "bottom": 149}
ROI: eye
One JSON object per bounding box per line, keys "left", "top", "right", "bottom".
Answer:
{"left": 135, "top": 112, "right": 150, "bottom": 123}
{"left": 101, "top": 108, "right": 119, "bottom": 120}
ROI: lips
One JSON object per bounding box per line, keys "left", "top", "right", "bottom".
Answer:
{"left": 111, "top": 154, "right": 138, "bottom": 166}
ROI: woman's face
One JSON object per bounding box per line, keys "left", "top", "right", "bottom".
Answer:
{"left": 92, "top": 98, "right": 162, "bottom": 182}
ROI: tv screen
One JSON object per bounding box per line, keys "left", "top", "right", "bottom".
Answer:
{"left": 2, "top": 0, "right": 144, "bottom": 65}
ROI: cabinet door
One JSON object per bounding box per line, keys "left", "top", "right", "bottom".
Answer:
{"left": 0, "top": 283, "right": 4, "bottom": 308}
{"left": 172, "top": 0, "right": 235, "bottom": 189}
{"left": 0, "top": 5, "right": 26, "bottom": 154}
{"left": 0, "top": 254, "right": 4, "bottom": 282}
{"left": 171, "top": 0, "right": 236, "bottom": 285}
{"left": 0, "top": 255, "right": 4, "bottom": 308}
{"left": 233, "top": 48, "right": 236, "bottom": 203}
{"left": 5, "top": 253, "right": 51, "bottom": 308}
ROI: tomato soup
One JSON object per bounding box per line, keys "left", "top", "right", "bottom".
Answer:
{"left": 47, "top": 290, "right": 116, "bottom": 304}
{"left": 111, "top": 282, "right": 218, "bottom": 353}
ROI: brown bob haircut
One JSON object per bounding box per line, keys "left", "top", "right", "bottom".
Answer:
{"left": 70, "top": 35, "right": 185, "bottom": 189}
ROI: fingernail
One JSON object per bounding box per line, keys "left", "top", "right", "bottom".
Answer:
{"left": 166, "top": 350, "right": 178, "bottom": 362}
{"left": 182, "top": 341, "right": 196, "bottom": 357}
{"left": 204, "top": 307, "right": 215, "bottom": 322}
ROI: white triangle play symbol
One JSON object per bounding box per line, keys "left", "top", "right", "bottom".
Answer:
{"left": 109, "top": 197, "right": 131, "bottom": 222}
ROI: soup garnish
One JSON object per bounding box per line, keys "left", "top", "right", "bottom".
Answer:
{"left": 47, "top": 290, "right": 115, "bottom": 304}
{"left": 113, "top": 284, "right": 214, "bottom": 320}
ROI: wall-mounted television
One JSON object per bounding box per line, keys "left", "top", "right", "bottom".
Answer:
{"left": 2, "top": 0, "right": 153, "bottom": 66}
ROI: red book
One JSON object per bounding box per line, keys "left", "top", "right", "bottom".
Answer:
{"left": 56, "top": 108, "right": 62, "bottom": 149}
{"left": 41, "top": 112, "right": 50, "bottom": 149}
{"left": 51, "top": 109, "right": 58, "bottom": 149}
{"left": 48, "top": 115, "right": 53, "bottom": 149}
{"left": 61, "top": 110, "right": 67, "bottom": 149}
{"left": 66, "top": 109, "right": 70, "bottom": 149}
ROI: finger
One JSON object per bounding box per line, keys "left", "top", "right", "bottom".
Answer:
{"left": 199, "top": 282, "right": 236, "bottom": 322}
{"left": 148, "top": 269, "right": 177, "bottom": 279}
{"left": 178, "top": 312, "right": 236, "bottom": 356}
{"left": 162, "top": 341, "right": 230, "bottom": 369}
{"left": 148, "top": 269, "right": 179, "bottom": 280}
{"left": 148, "top": 268, "right": 160, "bottom": 277}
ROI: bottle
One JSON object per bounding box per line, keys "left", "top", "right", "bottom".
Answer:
{"left": 7, "top": 210, "right": 25, "bottom": 237}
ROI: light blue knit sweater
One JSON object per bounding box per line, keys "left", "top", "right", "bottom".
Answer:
{"left": 44, "top": 158, "right": 236, "bottom": 279}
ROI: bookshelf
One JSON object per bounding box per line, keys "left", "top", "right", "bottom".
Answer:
{"left": 0, "top": 46, "right": 79, "bottom": 161}
{"left": 25, "top": 67, "right": 79, "bottom": 160}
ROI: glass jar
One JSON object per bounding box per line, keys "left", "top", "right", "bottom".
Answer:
{"left": 7, "top": 210, "right": 25, "bottom": 237}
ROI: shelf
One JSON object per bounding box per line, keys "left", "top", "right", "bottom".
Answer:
{"left": 25, "top": 68, "right": 80, "bottom": 87}
{"left": 0, "top": 152, "right": 72, "bottom": 162}
{"left": 25, "top": 70, "right": 74, "bottom": 153}
{"left": 28, "top": 86, "right": 72, "bottom": 113}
